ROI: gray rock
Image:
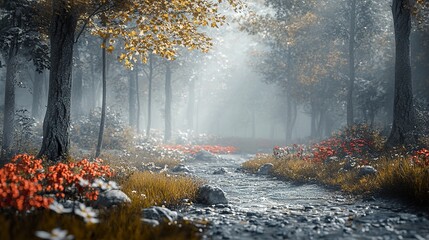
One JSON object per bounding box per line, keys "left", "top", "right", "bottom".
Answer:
{"left": 194, "top": 150, "right": 218, "bottom": 161}
{"left": 257, "top": 163, "right": 274, "bottom": 175}
{"left": 171, "top": 164, "right": 191, "bottom": 173}
{"left": 141, "top": 206, "right": 178, "bottom": 223}
{"left": 358, "top": 165, "right": 377, "bottom": 177}
{"left": 140, "top": 162, "right": 167, "bottom": 173}
{"left": 213, "top": 167, "right": 228, "bottom": 175}
{"left": 141, "top": 218, "right": 160, "bottom": 226}
{"left": 196, "top": 184, "right": 228, "bottom": 205}
{"left": 95, "top": 190, "right": 131, "bottom": 208}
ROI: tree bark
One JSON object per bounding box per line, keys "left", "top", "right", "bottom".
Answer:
{"left": 32, "top": 70, "right": 44, "bottom": 120}
{"left": 146, "top": 54, "right": 153, "bottom": 136}
{"left": 38, "top": 1, "right": 77, "bottom": 161}
{"left": 1, "top": 5, "right": 21, "bottom": 160}
{"left": 128, "top": 69, "right": 137, "bottom": 128}
{"left": 95, "top": 38, "right": 107, "bottom": 158}
{"left": 347, "top": 0, "right": 356, "bottom": 127}
{"left": 2, "top": 49, "right": 17, "bottom": 156}
{"left": 136, "top": 67, "right": 142, "bottom": 133}
{"left": 386, "top": 0, "right": 417, "bottom": 147}
{"left": 72, "top": 49, "right": 83, "bottom": 118}
{"left": 187, "top": 77, "right": 195, "bottom": 130}
{"left": 164, "top": 61, "right": 172, "bottom": 142}
{"left": 285, "top": 97, "right": 295, "bottom": 144}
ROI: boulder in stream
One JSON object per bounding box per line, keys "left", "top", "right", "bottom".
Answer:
{"left": 257, "top": 163, "right": 274, "bottom": 175}
{"left": 171, "top": 164, "right": 192, "bottom": 173}
{"left": 196, "top": 184, "right": 228, "bottom": 205}
{"left": 194, "top": 150, "right": 218, "bottom": 161}
{"left": 213, "top": 167, "right": 228, "bottom": 175}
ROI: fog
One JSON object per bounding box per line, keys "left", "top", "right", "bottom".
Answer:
{"left": 1, "top": 0, "right": 428, "bottom": 150}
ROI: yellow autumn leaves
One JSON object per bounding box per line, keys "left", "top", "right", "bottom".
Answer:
{"left": 85, "top": 0, "right": 243, "bottom": 67}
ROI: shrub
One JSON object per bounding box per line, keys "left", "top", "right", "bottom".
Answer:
{"left": 0, "top": 154, "right": 113, "bottom": 211}
{"left": 70, "top": 108, "right": 134, "bottom": 150}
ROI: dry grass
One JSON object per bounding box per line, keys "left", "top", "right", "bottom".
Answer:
{"left": 0, "top": 163, "right": 204, "bottom": 239}
{"left": 0, "top": 207, "right": 201, "bottom": 240}
{"left": 243, "top": 155, "right": 429, "bottom": 205}
{"left": 122, "top": 171, "right": 203, "bottom": 209}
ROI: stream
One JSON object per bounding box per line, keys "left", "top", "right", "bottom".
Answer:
{"left": 179, "top": 154, "right": 429, "bottom": 240}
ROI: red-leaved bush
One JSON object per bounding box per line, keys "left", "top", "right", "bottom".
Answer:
{"left": 161, "top": 145, "right": 237, "bottom": 155}
{"left": 411, "top": 148, "right": 429, "bottom": 167}
{"left": 0, "top": 154, "right": 113, "bottom": 211}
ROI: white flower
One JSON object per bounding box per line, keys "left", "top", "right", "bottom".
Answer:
{"left": 78, "top": 178, "right": 89, "bottom": 187}
{"left": 91, "top": 178, "right": 107, "bottom": 189}
{"left": 74, "top": 203, "right": 99, "bottom": 224}
{"left": 49, "top": 201, "right": 72, "bottom": 214}
{"left": 103, "top": 181, "right": 119, "bottom": 191}
{"left": 35, "top": 228, "right": 74, "bottom": 240}
{"left": 91, "top": 178, "right": 119, "bottom": 191}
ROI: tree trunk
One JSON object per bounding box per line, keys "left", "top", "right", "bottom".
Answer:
{"left": 88, "top": 57, "right": 97, "bottom": 113}
{"left": 310, "top": 101, "right": 317, "bottom": 138}
{"left": 1, "top": 6, "right": 21, "bottom": 161}
{"left": 187, "top": 77, "right": 195, "bottom": 130}
{"left": 136, "top": 67, "right": 142, "bottom": 133}
{"left": 386, "top": 0, "right": 417, "bottom": 147}
{"left": 128, "top": 69, "right": 137, "bottom": 128}
{"left": 285, "top": 97, "right": 294, "bottom": 144}
{"left": 95, "top": 38, "right": 107, "bottom": 158}
{"left": 72, "top": 49, "right": 83, "bottom": 118}
{"left": 38, "top": 2, "right": 77, "bottom": 161}
{"left": 164, "top": 61, "right": 172, "bottom": 142}
{"left": 347, "top": 0, "right": 356, "bottom": 127}
{"left": 251, "top": 105, "right": 256, "bottom": 139}
{"left": 32, "top": 70, "right": 44, "bottom": 120}
{"left": 2, "top": 50, "right": 18, "bottom": 157}
{"left": 146, "top": 55, "right": 153, "bottom": 136}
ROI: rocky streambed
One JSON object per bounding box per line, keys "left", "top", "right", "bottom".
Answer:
{"left": 178, "top": 154, "right": 429, "bottom": 240}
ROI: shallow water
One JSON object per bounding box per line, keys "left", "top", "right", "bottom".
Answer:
{"left": 181, "top": 154, "right": 429, "bottom": 240}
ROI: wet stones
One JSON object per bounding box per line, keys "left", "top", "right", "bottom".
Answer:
{"left": 171, "top": 164, "right": 192, "bottom": 173}
{"left": 194, "top": 150, "right": 218, "bottom": 161}
{"left": 257, "top": 163, "right": 274, "bottom": 175}
{"left": 141, "top": 206, "right": 178, "bottom": 226}
{"left": 358, "top": 165, "right": 378, "bottom": 177}
{"left": 196, "top": 184, "right": 228, "bottom": 205}
{"left": 213, "top": 167, "right": 228, "bottom": 175}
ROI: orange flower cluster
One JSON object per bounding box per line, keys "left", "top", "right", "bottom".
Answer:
{"left": 0, "top": 154, "right": 113, "bottom": 211}
{"left": 411, "top": 148, "right": 429, "bottom": 167}
{"left": 162, "top": 145, "right": 237, "bottom": 155}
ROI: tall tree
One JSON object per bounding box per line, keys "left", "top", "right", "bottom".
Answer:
{"left": 0, "top": 0, "right": 48, "bottom": 158}
{"left": 38, "top": 0, "right": 78, "bottom": 160}
{"left": 386, "top": 0, "right": 417, "bottom": 146}
{"left": 37, "top": 0, "right": 240, "bottom": 160}
{"left": 128, "top": 69, "right": 137, "bottom": 128}
{"left": 95, "top": 36, "right": 107, "bottom": 158}
{"left": 164, "top": 61, "right": 172, "bottom": 142}
{"left": 346, "top": 0, "right": 357, "bottom": 126}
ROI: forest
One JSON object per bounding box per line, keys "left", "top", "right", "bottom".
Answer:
{"left": 0, "top": 0, "right": 429, "bottom": 239}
